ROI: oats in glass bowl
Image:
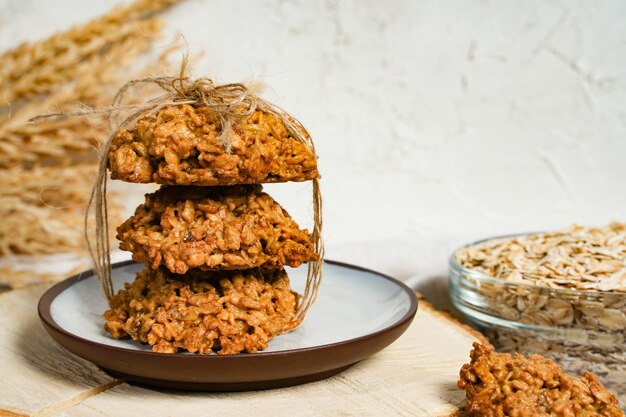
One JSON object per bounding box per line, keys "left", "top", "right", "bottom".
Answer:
{"left": 450, "top": 223, "right": 626, "bottom": 407}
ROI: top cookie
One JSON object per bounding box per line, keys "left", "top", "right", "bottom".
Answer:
{"left": 108, "top": 104, "right": 319, "bottom": 186}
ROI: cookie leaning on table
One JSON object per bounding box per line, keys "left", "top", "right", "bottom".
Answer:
{"left": 458, "top": 343, "right": 624, "bottom": 417}
{"left": 116, "top": 184, "right": 318, "bottom": 274}
{"left": 108, "top": 104, "right": 319, "bottom": 185}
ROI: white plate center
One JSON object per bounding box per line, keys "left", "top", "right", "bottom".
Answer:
{"left": 50, "top": 262, "right": 413, "bottom": 353}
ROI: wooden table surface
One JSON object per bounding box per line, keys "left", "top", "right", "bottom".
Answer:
{"left": 0, "top": 284, "right": 484, "bottom": 417}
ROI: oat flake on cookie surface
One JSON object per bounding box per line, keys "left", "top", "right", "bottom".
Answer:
{"left": 108, "top": 104, "right": 319, "bottom": 186}
{"left": 117, "top": 184, "right": 318, "bottom": 275}
{"left": 105, "top": 266, "right": 299, "bottom": 355}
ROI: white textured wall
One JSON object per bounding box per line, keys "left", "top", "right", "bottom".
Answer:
{"left": 2, "top": 0, "right": 626, "bottom": 248}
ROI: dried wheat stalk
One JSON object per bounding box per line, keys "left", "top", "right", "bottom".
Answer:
{"left": 0, "top": 0, "right": 177, "bottom": 104}
{"left": 0, "top": 0, "right": 179, "bottom": 286}
{"left": 0, "top": 18, "right": 165, "bottom": 168}
{"left": 0, "top": 164, "right": 123, "bottom": 256}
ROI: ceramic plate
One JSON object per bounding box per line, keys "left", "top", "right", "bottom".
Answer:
{"left": 38, "top": 260, "right": 417, "bottom": 391}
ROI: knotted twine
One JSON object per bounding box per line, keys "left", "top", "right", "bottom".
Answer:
{"left": 31, "top": 68, "right": 324, "bottom": 322}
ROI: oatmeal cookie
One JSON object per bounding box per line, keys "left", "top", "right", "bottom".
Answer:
{"left": 104, "top": 267, "right": 299, "bottom": 354}
{"left": 108, "top": 104, "right": 319, "bottom": 185}
{"left": 458, "top": 343, "right": 624, "bottom": 417}
{"left": 117, "top": 184, "right": 317, "bottom": 274}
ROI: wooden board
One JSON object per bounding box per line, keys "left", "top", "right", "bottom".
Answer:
{"left": 0, "top": 285, "right": 485, "bottom": 417}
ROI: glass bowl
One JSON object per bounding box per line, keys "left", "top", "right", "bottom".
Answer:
{"left": 449, "top": 236, "right": 626, "bottom": 406}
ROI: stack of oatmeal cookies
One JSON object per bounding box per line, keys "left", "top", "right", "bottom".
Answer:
{"left": 103, "top": 104, "right": 320, "bottom": 354}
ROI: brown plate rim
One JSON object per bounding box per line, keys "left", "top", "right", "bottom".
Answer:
{"left": 38, "top": 259, "right": 418, "bottom": 389}
{"left": 38, "top": 259, "right": 418, "bottom": 360}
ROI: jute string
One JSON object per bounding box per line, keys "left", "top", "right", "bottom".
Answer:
{"left": 31, "top": 67, "right": 324, "bottom": 321}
